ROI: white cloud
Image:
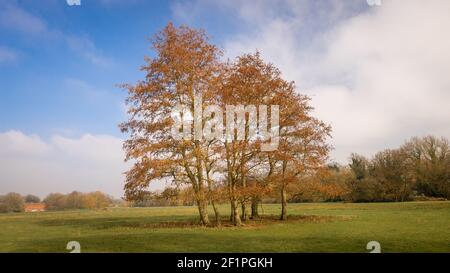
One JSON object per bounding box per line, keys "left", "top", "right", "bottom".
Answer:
{"left": 52, "top": 134, "right": 123, "bottom": 163}
{"left": 0, "top": 130, "right": 130, "bottom": 198}
{"left": 0, "top": 131, "right": 50, "bottom": 157}
{"left": 174, "top": 0, "right": 450, "bottom": 163}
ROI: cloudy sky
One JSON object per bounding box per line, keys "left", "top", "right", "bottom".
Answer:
{"left": 1, "top": 0, "right": 449, "bottom": 198}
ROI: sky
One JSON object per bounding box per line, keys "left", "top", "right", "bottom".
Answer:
{"left": 1, "top": 0, "right": 449, "bottom": 198}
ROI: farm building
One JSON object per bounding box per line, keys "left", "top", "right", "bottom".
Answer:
{"left": 24, "top": 203, "right": 46, "bottom": 212}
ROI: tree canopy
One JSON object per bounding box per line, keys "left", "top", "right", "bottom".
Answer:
{"left": 121, "top": 23, "right": 331, "bottom": 225}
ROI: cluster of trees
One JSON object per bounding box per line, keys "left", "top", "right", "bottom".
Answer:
{"left": 121, "top": 23, "right": 331, "bottom": 226}
{"left": 288, "top": 136, "right": 450, "bottom": 203}
{"left": 43, "top": 191, "right": 113, "bottom": 210}
{"left": 345, "top": 136, "right": 450, "bottom": 202}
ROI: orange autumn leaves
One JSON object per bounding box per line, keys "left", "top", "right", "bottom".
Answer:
{"left": 120, "top": 23, "right": 331, "bottom": 225}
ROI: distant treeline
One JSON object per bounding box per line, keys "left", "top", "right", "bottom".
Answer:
{"left": 43, "top": 191, "right": 116, "bottom": 210}
{"left": 2, "top": 136, "right": 448, "bottom": 213}
{"left": 0, "top": 191, "right": 120, "bottom": 213}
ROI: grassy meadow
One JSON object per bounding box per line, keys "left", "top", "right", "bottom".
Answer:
{"left": 0, "top": 201, "right": 449, "bottom": 253}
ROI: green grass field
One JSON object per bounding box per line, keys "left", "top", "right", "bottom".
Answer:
{"left": 0, "top": 201, "right": 449, "bottom": 253}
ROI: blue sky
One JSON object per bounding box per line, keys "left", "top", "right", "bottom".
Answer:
{"left": 1, "top": 0, "right": 449, "bottom": 197}
{"left": 0, "top": 0, "right": 173, "bottom": 138}
{"left": 0, "top": 0, "right": 367, "bottom": 138}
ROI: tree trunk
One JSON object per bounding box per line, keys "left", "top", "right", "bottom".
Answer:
{"left": 230, "top": 201, "right": 234, "bottom": 222}
{"left": 211, "top": 200, "right": 221, "bottom": 226}
{"left": 228, "top": 174, "right": 242, "bottom": 226}
{"left": 197, "top": 198, "right": 210, "bottom": 225}
{"left": 195, "top": 185, "right": 210, "bottom": 225}
{"left": 240, "top": 169, "right": 248, "bottom": 221}
{"left": 241, "top": 202, "right": 248, "bottom": 221}
{"left": 280, "top": 183, "right": 288, "bottom": 221}
{"left": 232, "top": 198, "right": 242, "bottom": 226}
{"left": 250, "top": 197, "right": 260, "bottom": 219}
{"left": 205, "top": 170, "right": 220, "bottom": 226}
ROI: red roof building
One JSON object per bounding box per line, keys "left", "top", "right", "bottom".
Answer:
{"left": 24, "top": 203, "right": 46, "bottom": 212}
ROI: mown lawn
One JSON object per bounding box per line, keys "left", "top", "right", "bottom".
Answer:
{"left": 0, "top": 202, "right": 449, "bottom": 252}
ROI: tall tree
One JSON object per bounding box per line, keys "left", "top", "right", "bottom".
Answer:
{"left": 120, "top": 23, "right": 222, "bottom": 225}
{"left": 219, "top": 52, "right": 331, "bottom": 222}
{"left": 271, "top": 92, "right": 331, "bottom": 220}
{"left": 218, "top": 53, "right": 287, "bottom": 224}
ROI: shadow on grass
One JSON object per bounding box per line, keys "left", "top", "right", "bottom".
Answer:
{"left": 36, "top": 215, "right": 200, "bottom": 230}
